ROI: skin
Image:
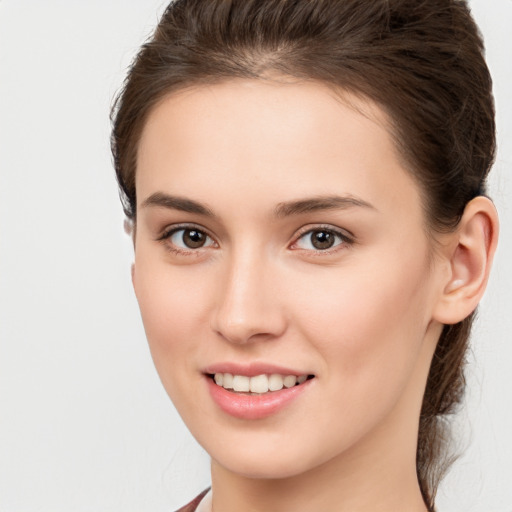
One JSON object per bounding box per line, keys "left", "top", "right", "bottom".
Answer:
{"left": 131, "top": 79, "right": 498, "bottom": 512}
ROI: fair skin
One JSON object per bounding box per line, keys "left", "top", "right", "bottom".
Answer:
{"left": 131, "top": 79, "right": 498, "bottom": 512}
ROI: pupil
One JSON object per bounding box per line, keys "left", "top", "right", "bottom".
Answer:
{"left": 184, "top": 229, "right": 205, "bottom": 248}
{"left": 312, "top": 231, "right": 334, "bottom": 250}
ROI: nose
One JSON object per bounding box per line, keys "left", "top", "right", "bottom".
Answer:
{"left": 211, "top": 249, "right": 287, "bottom": 345}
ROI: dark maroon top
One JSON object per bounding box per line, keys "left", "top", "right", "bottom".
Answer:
{"left": 174, "top": 488, "right": 210, "bottom": 512}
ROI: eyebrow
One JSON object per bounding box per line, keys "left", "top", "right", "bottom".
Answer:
{"left": 141, "top": 192, "right": 215, "bottom": 217}
{"left": 274, "top": 195, "right": 376, "bottom": 218}
{"left": 140, "top": 192, "right": 375, "bottom": 218}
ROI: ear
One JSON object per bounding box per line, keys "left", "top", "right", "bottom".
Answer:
{"left": 125, "top": 218, "right": 137, "bottom": 286}
{"left": 124, "top": 218, "right": 135, "bottom": 236}
{"left": 433, "top": 196, "right": 499, "bottom": 325}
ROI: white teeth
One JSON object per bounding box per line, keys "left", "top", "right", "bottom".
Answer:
{"left": 283, "top": 375, "right": 297, "bottom": 388}
{"left": 249, "top": 374, "right": 269, "bottom": 393}
{"left": 268, "top": 374, "right": 284, "bottom": 391}
{"left": 213, "top": 372, "right": 310, "bottom": 393}
{"left": 223, "top": 373, "right": 234, "bottom": 389}
{"left": 232, "top": 375, "right": 250, "bottom": 392}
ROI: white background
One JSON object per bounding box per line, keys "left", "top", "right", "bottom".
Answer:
{"left": 0, "top": 1, "right": 510, "bottom": 511}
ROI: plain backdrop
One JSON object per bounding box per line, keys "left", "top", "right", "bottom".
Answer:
{"left": 0, "top": 1, "right": 510, "bottom": 511}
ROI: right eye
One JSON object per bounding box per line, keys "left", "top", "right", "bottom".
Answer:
{"left": 165, "top": 227, "right": 216, "bottom": 251}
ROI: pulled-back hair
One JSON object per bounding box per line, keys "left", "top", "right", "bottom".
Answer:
{"left": 111, "top": 1, "right": 495, "bottom": 508}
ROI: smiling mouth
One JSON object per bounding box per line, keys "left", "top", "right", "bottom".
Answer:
{"left": 208, "top": 373, "right": 315, "bottom": 394}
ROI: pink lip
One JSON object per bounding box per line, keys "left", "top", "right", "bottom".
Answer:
{"left": 205, "top": 374, "right": 313, "bottom": 420}
{"left": 203, "top": 362, "right": 310, "bottom": 377}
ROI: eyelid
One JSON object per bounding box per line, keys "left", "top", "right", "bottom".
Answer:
{"left": 157, "top": 222, "right": 214, "bottom": 241}
{"left": 289, "top": 224, "right": 355, "bottom": 252}
{"left": 156, "top": 222, "right": 218, "bottom": 253}
{"left": 155, "top": 222, "right": 354, "bottom": 255}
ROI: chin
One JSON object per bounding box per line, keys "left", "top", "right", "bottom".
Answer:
{"left": 201, "top": 425, "right": 349, "bottom": 481}
{"left": 214, "top": 450, "right": 314, "bottom": 480}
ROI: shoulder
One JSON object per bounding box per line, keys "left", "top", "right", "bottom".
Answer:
{"left": 174, "top": 488, "right": 211, "bottom": 512}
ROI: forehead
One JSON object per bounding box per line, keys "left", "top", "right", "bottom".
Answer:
{"left": 136, "top": 79, "right": 423, "bottom": 222}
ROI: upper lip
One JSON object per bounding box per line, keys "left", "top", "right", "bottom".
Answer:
{"left": 203, "top": 362, "right": 313, "bottom": 377}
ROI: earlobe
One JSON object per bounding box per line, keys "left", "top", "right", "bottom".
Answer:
{"left": 433, "top": 196, "right": 499, "bottom": 325}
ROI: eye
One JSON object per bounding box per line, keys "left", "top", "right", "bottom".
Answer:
{"left": 166, "top": 227, "right": 215, "bottom": 250}
{"left": 293, "top": 228, "right": 349, "bottom": 251}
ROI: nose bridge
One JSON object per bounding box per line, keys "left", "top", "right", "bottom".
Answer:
{"left": 212, "top": 244, "right": 285, "bottom": 344}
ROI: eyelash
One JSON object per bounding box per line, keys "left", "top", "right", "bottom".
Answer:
{"left": 157, "top": 224, "right": 354, "bottom": 256}
{"left": 291, "top": 225, "right": 354, "bottom": 255}
{"left": 157, "top": 224, "right": 217, "bottom": 256}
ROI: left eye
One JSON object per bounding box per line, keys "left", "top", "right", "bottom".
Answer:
{"left": 294, "top": 229, "right": 346, "bottom": 251}
{"left": 168, "top": 228, "right": 215, "bottom": 249}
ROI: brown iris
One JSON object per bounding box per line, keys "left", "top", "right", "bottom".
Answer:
{"left": 182, "top": 229, "right": 207, "bottom": 248}
{"left": 310, "top": 230, "right": 336, "bottom": 250}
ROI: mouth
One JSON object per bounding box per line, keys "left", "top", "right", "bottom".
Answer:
{"left": 207, "top": 372, "right": 315, "bottom": 395}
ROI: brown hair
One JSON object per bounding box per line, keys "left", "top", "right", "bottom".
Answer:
{"left": 111, "top": 0, "right": 495, "bottom": 508}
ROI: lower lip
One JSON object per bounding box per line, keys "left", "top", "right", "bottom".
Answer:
{"left": 206, "top": 377, "right": 312, "bottom": 420}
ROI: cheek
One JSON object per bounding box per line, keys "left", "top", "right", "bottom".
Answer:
{"left": 290, "top": 246, "right": 433, "bottom": 384}
{"left": 277, "top": 249, "right": 435, "bottom": 459}
{"left": 132, "top": 258, "right": 212, "bottom": 384}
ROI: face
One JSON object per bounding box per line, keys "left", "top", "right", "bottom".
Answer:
{"left": 133, "top": 79, "right": 444, "bottom": 479}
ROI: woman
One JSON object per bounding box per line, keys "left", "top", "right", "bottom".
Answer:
{"left": 111, "top": 1, "right": 499, "bottom": 510}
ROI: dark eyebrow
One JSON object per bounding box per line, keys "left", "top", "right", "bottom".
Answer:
{"left": 274, "top": 195, "right": 376, "bottom": 218}
{"left": 140, "top": 192, "right": 215, "bottom": 217}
